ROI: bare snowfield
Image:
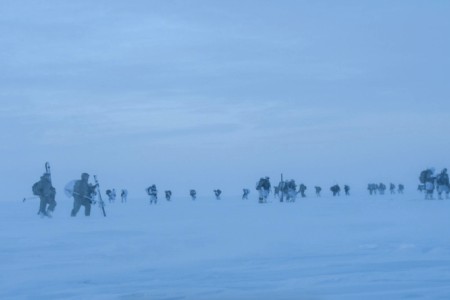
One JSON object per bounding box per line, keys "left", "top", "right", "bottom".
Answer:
{"left": 1, "top": 193, "right": 450, "bottom": 300}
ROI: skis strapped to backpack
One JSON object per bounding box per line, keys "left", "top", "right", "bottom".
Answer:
{"left": 45, "top": 162, "right": 51, "bottom": 183}
{"left": 93, "top": 175, "right": 107, "bottom": 217}
{"left": 44, "top": 161, "right": 56, "bottom": 200}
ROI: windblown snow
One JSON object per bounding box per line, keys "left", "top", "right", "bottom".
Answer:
{"left": 1, "top": 193, "right": 449, "bottom": 300}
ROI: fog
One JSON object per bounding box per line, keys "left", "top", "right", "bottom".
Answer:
{"left": 1, "top": 1, "right": 449, "bottom": 201}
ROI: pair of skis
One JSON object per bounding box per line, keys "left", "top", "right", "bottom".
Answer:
{"left": 25, "top": 162, "right": 107, "bottom": 217}
{"left": 45, "top": 162, "right": 51, "bottom": 182}
{"left": 93, "top": 175, "right": 107, "bottom": 217}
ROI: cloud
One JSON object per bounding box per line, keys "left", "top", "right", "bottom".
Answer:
{"left": 0, "top": 99, "right": 247, "bottom": 147}
{"left": 1, "top": 1, "right": 449, "bottom": 187}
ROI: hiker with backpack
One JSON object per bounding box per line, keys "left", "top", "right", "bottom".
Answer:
{"left": 256, "top": 177, "right": 271, "bottom": 203}
{"left": 146, "top": 185, "right": 158, "bottom": 204}
{"left": 315, "top": 186, "right": 322, "bottom": 197}
{"left": 389, "top": 183, "right": 396, "bottom": 194}
{"left": 378, "top": 183, "right": 387, "bottom": 195}
{"left": 274, "top": 186, "right": 280, "bottom": 199}
{"left": 436, "top": 168, "right": 449, "bottom": 200}
{"left": 121, "top": 189, "right": 128, "bottom": 203}
{"left": 165, "top": 190, "right": 172, "bottom": 201}
{"left": 298, "top": 183, "right": 307, "bottom": 198}
{"left": 368, "top": 183, "right": 379, "bottom": 195}
{"left": 420, "top": 168, "right": 436, "bottom": 199}
{"left": 32, "top": 172, "right": 56, "bottom": 218}
{"left": 344, "top": 185, "right": 350, "bottom": 196}
{"left": 330, "top": 184, "right": 341, "bottom": 196}
{"left": 106, "top": 189, "right": 115, "bottom": 203}
{"left": 190, "top": 189, "right": 197, "bottom": 200}
{"left": 214, "top": 189, "right": 222, "bottom": 200}
{"left": 242, "top": 188, "right": 250, "bottom": 200}
{"left": 286, "top": 180, "right": 297, "bottom": 202}
{"left": 71, "top": 173, "right": 98, "bottom": 217}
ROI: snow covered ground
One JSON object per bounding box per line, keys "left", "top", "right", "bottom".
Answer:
{"left": 1, "top": 192, "right": 450, "bottom": 300}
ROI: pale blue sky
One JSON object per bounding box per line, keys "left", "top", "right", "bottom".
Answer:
{"left": 1, "top": 1, "right": 449, "bottom": 200}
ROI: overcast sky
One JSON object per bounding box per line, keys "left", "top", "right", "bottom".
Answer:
{"left": 1, "top": 0, "right": 450, "bottom": 201}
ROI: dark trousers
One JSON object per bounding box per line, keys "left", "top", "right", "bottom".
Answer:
{"left": 71, "top": 199, "right": 91, "bottom": 216}
{"left": 39, "top": 196, "right": 57, "bottom": 214}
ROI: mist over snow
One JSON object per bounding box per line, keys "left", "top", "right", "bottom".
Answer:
{"left": 1, "top": 1, "right": 450, "bottom": 299}
{"left": 1, "top": 1, "right": 450, "bottom": 200}
{"left": 3, "top": 194, "right": 450, "bottom": 299}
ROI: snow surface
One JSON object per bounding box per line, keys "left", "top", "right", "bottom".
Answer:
{"left": 1, "top": 193, "right": 450, "bottom": 300}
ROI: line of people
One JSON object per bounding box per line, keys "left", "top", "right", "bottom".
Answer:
{"left": 143, "top": 179, "right": 361, "bottom": 205}
{"left": 105, "top": 189, "right": 128, "bottom": 203}
{"left": 144, "top": 186, "right": 224, "bottom": 203}
{"left": 255, "top": 177, "right": 351, "bottom": 203}
{"left": 32, "top": 166, "right": 447, "bottom": 218}
{"left": 367, "top": 183, "right": 405, "bottom": 195}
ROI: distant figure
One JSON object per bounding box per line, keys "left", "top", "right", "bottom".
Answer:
{"left": 146, "top": 185, "right": 158, "bottom": 204}
{"left": 214, "top": 189, "right": 222, "bottom": 200}
{"left": 420, "top": 168, "right": 436, "bottom": 200}
{"left": 274, "top": 186, "right": 280, "bottom": 199}
{"left": 121, "top": 189, "right": 128, "bottom": 203}
{"left": 373, "top": 184, "right": 379, "bottom": 195}
{"left": 242, "top": 188, "right": 250, "bottom": 200}
{"left": 286, "top": 180, "right": 297, "bottom": 202}
{"left": 330, "top": 184, "right": 341, "bottom": 197}
{"left": 397, "top": 184, "right": 404, "bottom": 194}
{"left": 165, "top": 190, "right": 172, "bottom": 201}
{"left": 256, "top": 177, "right": 271, "bottom": 203}
{"left": 419, "top": 168, "right": 435, "bottom": 199}
{"left": 314, "top": 186, "right": 322, "bottom": 197}
{"left": 277, "top": 180, "right": 286, "bottom": 202}
{"left": 367, "top": 184, "right": 372, "bottom": 195}
{"left": 368, "top": 183, "right": 377, "bottom": 195}
{"left": 106, "top": 189, "right": 115, "bottom": 203}
{"left": 389, "top": 183, "right": 396, "bottom": 194}
{"left": 344, "top": 185, "right": 350, "bottom": 196}
{"left": 436, "top": 168, "right": 449, "bottom": 200}
{"left": 32, "top": 172, "right": 56, "bottom": 218}
{"left": 71, "top": 173, "right": 97, "bottom": 217}
{"left": 417, "top": 184, "right": 425, "bottom": 193}
{"left": 112, "top": 189, "right": 116, "bottom": 202}
{"left": 425, "top": 180, "right": 435, "bottom": 200}
{"left": 190, "top": 189, "right": 197, "bottom": 200}
{"left": 279, "top": 179, "right": 296, "bottom": 202}
{"left": 298, "top": 183, "right": 306, "bottom": 198}
{"left": 378, "top": 183, "right": 387, "bottom": 195}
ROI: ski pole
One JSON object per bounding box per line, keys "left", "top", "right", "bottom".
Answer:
{"left": 22, "top": 196, "right": 39, "bottom": 202}
{"left": 66, "top": 190, "right": 95, "bottom": 202}
{"left": 93, "top": 175, "right": 107, "bottom": 217}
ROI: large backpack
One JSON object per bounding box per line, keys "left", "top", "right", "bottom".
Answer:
{"left": 32, "top": 181, "right": 41, "bottom": 196}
